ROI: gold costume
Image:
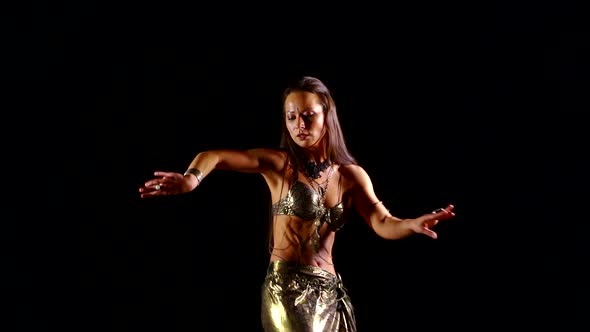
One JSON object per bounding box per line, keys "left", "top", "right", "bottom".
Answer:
{"left": 271, "top": 177, "right": 345, "bottom": 252}
{"left": 261, "top": 260, "right": 357, "bottom": 332}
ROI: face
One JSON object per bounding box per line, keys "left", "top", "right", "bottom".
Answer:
{"left": 284, "top": 91, "right": 326, "bottom": 149}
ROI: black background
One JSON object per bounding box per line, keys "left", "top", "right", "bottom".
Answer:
{"left": 17, "top": 1, "right": 589, "bottom": 331}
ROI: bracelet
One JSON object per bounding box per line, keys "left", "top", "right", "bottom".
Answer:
{"left": 184, "top": 167, "right": 204, "bottom": 184}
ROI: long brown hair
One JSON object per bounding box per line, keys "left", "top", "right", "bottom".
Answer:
{"left": 279, "top": 76, "right": 357, "bottom": 176}
{"left": 269, "top": 76, "right": 358, "bottom": 259}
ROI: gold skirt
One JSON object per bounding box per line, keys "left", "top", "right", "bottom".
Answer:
{"left": 261, "top": 260, "right": 357, "bottom": 332}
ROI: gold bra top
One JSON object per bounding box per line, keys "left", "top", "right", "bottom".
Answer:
{"left": 271, "top": 177, "right": 346, "bottom": 232}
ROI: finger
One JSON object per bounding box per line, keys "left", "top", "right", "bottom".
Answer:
{"left": 431, "top": 206, "right": 455, "bottom": 218}
{"left": 139, "top": 181, "right": 163, "bottom": 193}
{"left": 140, "top": 190, "right": 159, "bottom": 199}
{"left": 434, "top": 211, "right": 455, "bottom": 220}
{"left": 154, "top": 171, "right": 177, "bottom": 178}
{"left": 145, "top": 176, "right": 172, "bottom": 187}
{"left": 144, "top": 179, "right": 161, "bottom": 187}
{"left": 431, "top": 208, "right": 448, "bottom": 216}
{"left": 421, "top": 227, "right": 438, "bottom": 239}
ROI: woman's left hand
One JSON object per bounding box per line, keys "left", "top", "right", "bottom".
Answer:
{"left": 410, "top": 204, "right": 456, "bottom": 239}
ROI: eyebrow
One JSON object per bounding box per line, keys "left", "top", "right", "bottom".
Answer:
{"left": 286, "top": 108, "right": 315, "bottom": 113}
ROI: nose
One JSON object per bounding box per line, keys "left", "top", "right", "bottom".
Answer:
{"left": 297, "top": 118, "right": 306, "bottom": 129}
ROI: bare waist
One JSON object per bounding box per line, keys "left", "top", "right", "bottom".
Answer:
{"left": 266, "top": 260, "right": 337, "bottom": 279}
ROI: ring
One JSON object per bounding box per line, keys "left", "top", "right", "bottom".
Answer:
{"left": 432, "top": 208, "right": 445, "bottom": 214}
{"left": 155, "top": 184, "right": 161, "bottom": 191}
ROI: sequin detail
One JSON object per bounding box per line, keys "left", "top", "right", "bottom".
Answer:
{"left": 271, "top": 178, "right": 345, "bottom": 251}
{"left": 261, "top": 260, "right": 357, "bottom": 332}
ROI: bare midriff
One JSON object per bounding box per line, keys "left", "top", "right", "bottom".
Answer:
{"left": 269, "top": 215, "right": 337, "bottom": 275}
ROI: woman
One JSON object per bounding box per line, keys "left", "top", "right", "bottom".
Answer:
{"left": 139, "top": 76, "right": 456, "bottom": 331}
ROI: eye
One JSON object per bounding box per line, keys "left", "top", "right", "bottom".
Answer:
{"left": 287, "top": 114, "right": 296, "bottom": 121}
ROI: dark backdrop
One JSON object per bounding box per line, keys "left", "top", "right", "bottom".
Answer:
{"left": 19, "top": 2, "right": 588, "bottom": 331}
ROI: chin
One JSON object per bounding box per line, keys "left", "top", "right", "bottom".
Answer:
{"left": 301, "top": 143, "right": 321, "bottom": 150}
{"left": 295, "top": 142, "right": 310, "bottom": 148}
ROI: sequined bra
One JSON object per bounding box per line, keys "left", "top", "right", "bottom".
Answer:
{"left": 271, "top": 177, "right": 346, "bottom": 233}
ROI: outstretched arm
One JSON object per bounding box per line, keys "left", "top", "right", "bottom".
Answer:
{"left": 139, "top": 148, "right": 284, "bottom": 198}
{"left": 344, "top": 165, "right": 456, "bottom": 240}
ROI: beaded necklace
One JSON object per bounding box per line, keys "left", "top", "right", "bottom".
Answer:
{"left": 303, "top": 159, "right": 331, "bottom": 180}
{"left": 304, "top": 165, "right": 334, "bottom": 252}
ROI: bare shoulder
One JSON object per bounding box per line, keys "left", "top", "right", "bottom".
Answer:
{"left": 338, "top": 164, "right": 369, "bottom": 179}
{"left": 337, "top": 164, "right": 372, "bottom": 190}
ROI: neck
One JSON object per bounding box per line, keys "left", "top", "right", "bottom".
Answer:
{"left": 301, "top": 146, "right": 327, "bottom": 164}
{"left": 303, "top": 133, "right": 328, "bottom": 162}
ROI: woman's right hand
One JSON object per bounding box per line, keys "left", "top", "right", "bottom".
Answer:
{"left": 139, "top": 171, "right": 199, "bottom": 198}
